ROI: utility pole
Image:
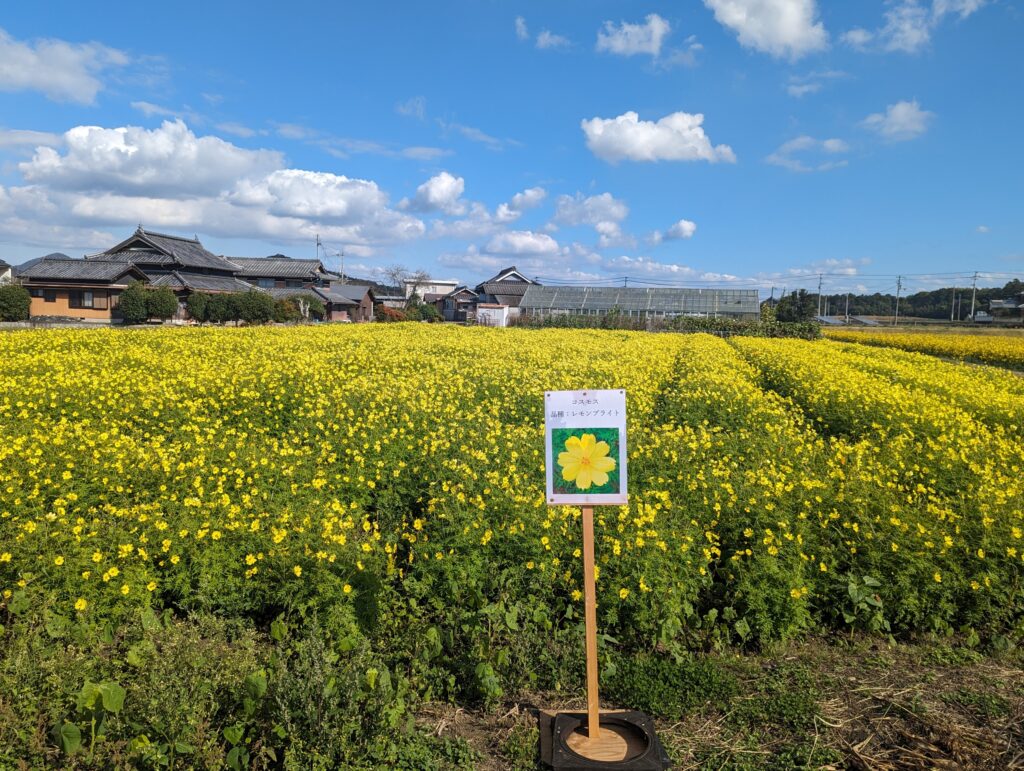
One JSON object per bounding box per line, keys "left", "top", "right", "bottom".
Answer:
{"left": 969, "top": 271, "right": 979, "bottom": 321}
{"left": 816, "top": 273, "right": 823, "bottom": 317}
{"left": 893, "top": 276, "right": 903, "bottom": 326}
{"left": 845, "top": 292, "right": 850, "bottom": 323}
{"left": 950, "top": 288, "right": 956, "bottom": 322}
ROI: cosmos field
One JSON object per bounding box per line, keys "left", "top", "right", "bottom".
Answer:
{"left": 1, "top": 325, "right": 1022, "bottom": 767}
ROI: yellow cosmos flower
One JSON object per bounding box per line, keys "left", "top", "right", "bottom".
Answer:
{"left": 293, "top": 565, "right": 302, "bottom": 577}
{"left": 74, "top": 598, "right": 88, "bottom": 611}
{"left": 343, "top": 584, "right": 352, "bottom": 594}
{"left": 557, "top": 434, "right": 616, "bottom": 490}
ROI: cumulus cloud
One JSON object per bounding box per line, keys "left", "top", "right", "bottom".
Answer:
{"left": 581, "top": 111, "right": 736, "bottom": 164}
{"left": 842, "top": 0, "right": 988, "bottom": 54}
{"left": 20, "top": 120, "right": 282, "bottom": 197}
{"left": 553, "top": 192, "right": 629, "bottom": 227}
{"left": 702, "top": 0, "right": 827, "bottom": 59}
{"left": 495, "top": 186, "right": 546, "bottom": 223}
{"left": 0, "top": 27, "right": 129, "bottom": 104}
{"left": 486, "top": 230, "right": 562, "bottom": 256}
{"left": 1, "top": 119, "right": 424, "bottom": 252}
{"left": 596, "top": 14, "right": 671, "bottom": 58}
{"left": 766, "top": 135, "right": 849, "bottom": 171}
{"left": 667, "top": 219, "right": 698, "bottom": 239}
{"left": 862, "top": 100, "right": 934, "bottom": 141}
{"left": 399, "top": 171, "right": 467, "bottom": 215}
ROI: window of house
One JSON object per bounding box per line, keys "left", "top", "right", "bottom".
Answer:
{"left": 68, "top": 290, "right": 95, "bottom": 309}
{"left": 28, "top": 287, "right": 43, "bottom": 298}
{"left": 257, "top": 278, "right": 274, "bottom": 288}
{"left": 93, "top": 292, "right": 108, "bottom": 310}
{"left": 286, "top": 280, "right": 303, "bottom": 288}
{"left": 44, "top": 289, "right": 57, "bottom": 303}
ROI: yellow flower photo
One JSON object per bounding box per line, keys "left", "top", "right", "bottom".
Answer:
{"left": 553, "top": 429, "right": 620, "bottom": 494}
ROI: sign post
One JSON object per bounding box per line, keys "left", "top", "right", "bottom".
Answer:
{"left": 545, "top": 389, "right": 628, "bottom": 742}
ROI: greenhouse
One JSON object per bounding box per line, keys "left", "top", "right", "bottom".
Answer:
{"left": 519, "top": 285, "right": 761, "bottom": 320}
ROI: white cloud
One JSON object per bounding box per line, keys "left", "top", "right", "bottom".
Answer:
{"left": 766, "top": 135, "right": 849, "bottom": 172}
{"left": 976, "top": 225, "right": 990, "bottom": 234}
{"left": 515, "top": 16, "right": 529, "bottom": 41}
{"left": 596, "top": 14, "right": 671, "bottom": 58}
{"left": 0, "top": 27, "right": 129, "bottom": 104}
{"left": 0, "top": 128, "right": 62, "bottom": 149}
{"left": 399, "top": 171, "right": 467, "bottom": 215}
{"left": 702, "top": 0, "right": 827, "bottom": 59}
{"left": 843, "top": 0, "right": 988, "bottom": 54}
{"left": 667, "top": 219, "right": 698, "bottom": 239}
{"left": 840, "top": 28, "right": 874, "bottom": 50}
{"left": 273, "top": 122, "right": 317, "bottom": 140}
{"left": 1, "top": 119, "right": 424, "bottom": 253}
{"left": 486, "top": 230, "right": 561, "bottom": 256}
{"left": 553, "top": 192, "right": 629, "bottom": 227}
{"left": 495, "top": 186, "right": 547, "bottom": 223}
{"left": 20, "top": 120, "right": 282, "bottom": 197}
{"left": 604, "top": 255, "right": 742, "bottom": 282}
{"left": 786, "top": 69, "right": 846, "bottom": 97}
{"left": 581, "top": 111, "right": 736, "bottom": 164}
{"left": 396, "top": 96, "right": 427, "bottom": 120}
{"left": 861, "top": 100, "right": 934, "bottom": 141}
{"left": 536, "top": 30, "right": 572, "bottom": 49}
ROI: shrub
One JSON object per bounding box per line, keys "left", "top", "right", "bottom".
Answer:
{"left": 185, "top": 292, "right": 209, "bottom": 322}
{"left": 146, "top": 287, "right": 179, "bottom": 320}
{"left": 237, "top": 291, "right": 275, "bottom": 324}
{"left": 205, "top": 294, "right": 240, "bottom": 323}
{"left": 0, "top": 284, "right": 31, "bottom": 321}
{"left": 377, "top": 306, "right": 408, "bottom": 322}
{"left": 118, "top": 283, "right": 150, "bottom": 324}
{"left": 274, "top": 298, "right": 302, "bottom": 323}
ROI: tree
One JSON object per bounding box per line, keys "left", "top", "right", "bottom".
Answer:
{"left": 381, "top": 264, "right": 410, "bottom": 292}
{"left": 118, "top": 283, "right": 150, "bottom": 324}
{"left": 146, "top": 287, "right": 179, "bottom": 320}
{"left": 237, "top": 291, "right": 275, "bottom": 324}
{"left": 186, "top": 292, "right": 208, "bottom": 322}
{"left": 0, "top": 284, "right": 31, "bottom": 321}
{"left": 205, "top": 293, "right": 239, "bottom": 323}
{"left": 775, "top": 289, "right": 816, "bottom": 322}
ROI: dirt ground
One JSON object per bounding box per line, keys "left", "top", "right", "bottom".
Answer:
{"left": 416, "top": 638, "right": 1024, "bottom": 770}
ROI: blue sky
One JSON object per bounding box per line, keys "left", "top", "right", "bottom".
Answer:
{"left": 0, "top": 0, "right": 1020, "bottom": 294}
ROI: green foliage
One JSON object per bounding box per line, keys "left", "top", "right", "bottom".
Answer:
{"left": 205, "top": 293, "right": 241, "bottom": 323}
{"left": 511, "top": 311, "right": 821, "bottom": 339}
{"left": 605, "top": 654, "right": 739, "bottom": 719}
{"left": 118, "top": 282, "right": 150, "bottom": 323}
{"left": 729, "top": 666, "right": 819, "bottom": 731}
{"left": 146, "top": 286, "right": 179, "bottom": 320}
{"left": 185, "top": 291, "right": 208, "bottom": 322}
{"left": 0, "top": 283, "right": 31, "bottom": 321}
{"left": 775, "top": 289, "right": 817, "bottom": 322}
{"left": 236, "top": 290, "right": 275, "bottom": 324}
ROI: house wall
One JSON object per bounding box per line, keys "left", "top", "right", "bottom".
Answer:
{"left": 353, "top": 293, "right": 374, "bottom": 322}
{"left": 28, "top": 287, "right": 122, "bottom": 320}
{"left": 0, "top": 267, "right": 11, "bottom": 284}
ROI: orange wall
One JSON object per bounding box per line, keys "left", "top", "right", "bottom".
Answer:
{"left": 29, "top": 289, "right": 119, "bottom": 320}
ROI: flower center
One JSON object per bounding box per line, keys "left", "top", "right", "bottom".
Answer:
{"left": 580, "top": 456, "right": 591, "bottom": 466}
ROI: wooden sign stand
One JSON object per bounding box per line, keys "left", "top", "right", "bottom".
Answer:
{"left": 581, "top": 504, "right": 601, "bottom": 740}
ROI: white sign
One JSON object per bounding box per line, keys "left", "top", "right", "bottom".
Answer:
{"left": 545, "top": 389, "right": 628, "bottom": 506}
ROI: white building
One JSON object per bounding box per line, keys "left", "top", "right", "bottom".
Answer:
{"left": 0, "top": 259, "right": 11, "bottom": 284}
{"left": 403, "top": 277, "right": 460, "bottom": 299}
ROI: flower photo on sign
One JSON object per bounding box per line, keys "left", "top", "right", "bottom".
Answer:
{"left": 553, "top": 428, "right": 620, "bottom": 495}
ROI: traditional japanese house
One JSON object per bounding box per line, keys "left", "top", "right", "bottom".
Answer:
{"left": 19, "top": 257, "right": 149, "bottom": 322}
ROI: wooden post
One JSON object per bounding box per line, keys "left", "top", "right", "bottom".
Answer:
{"left": 581, "top": 504, "right": 601, "bottom": 739}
